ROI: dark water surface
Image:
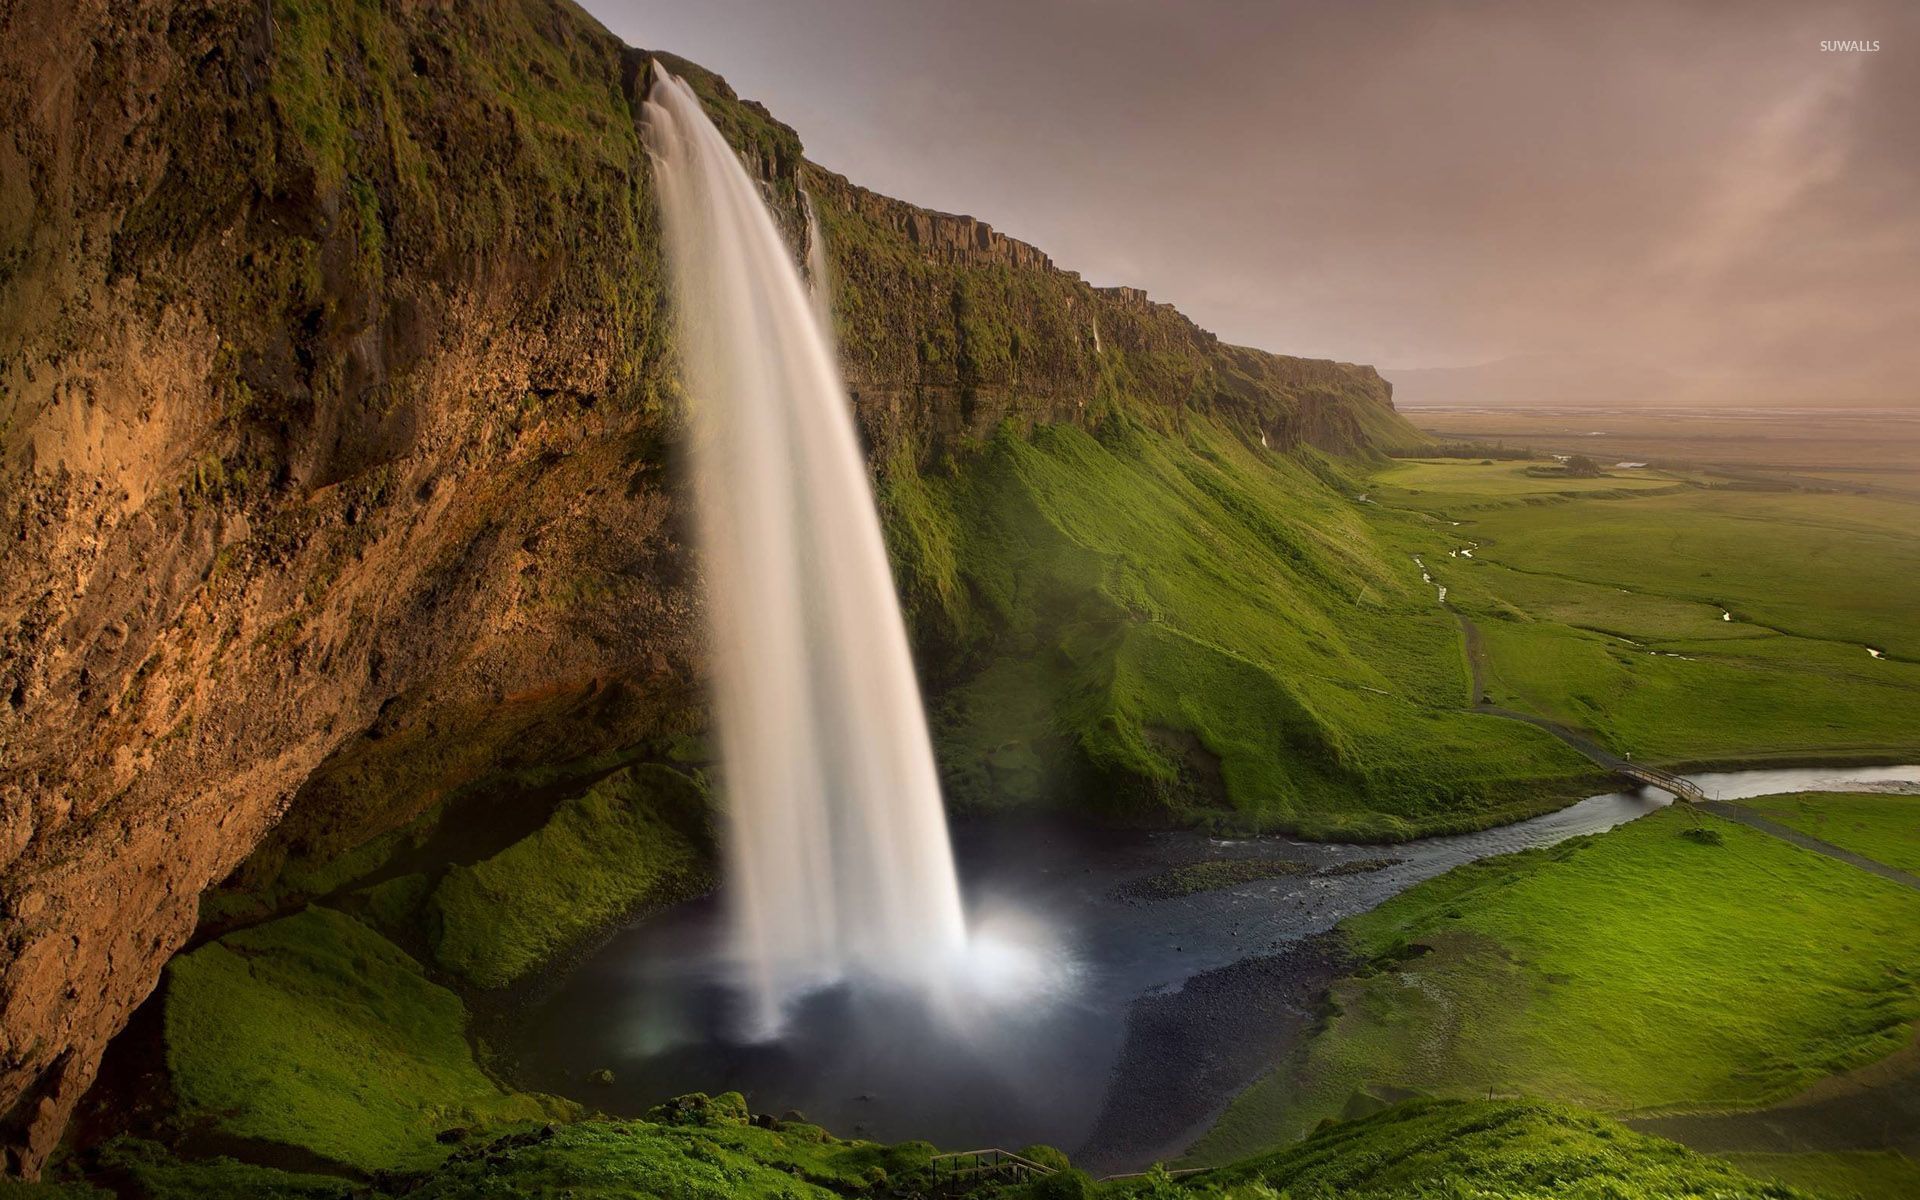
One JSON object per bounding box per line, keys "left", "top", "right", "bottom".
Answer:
{"left": 504, "top": 765, "right": 1920, "bottom": 1169}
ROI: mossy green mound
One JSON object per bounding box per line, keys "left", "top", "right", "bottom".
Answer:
{"left": 1138, "top": 1097, "right": 1813, "bottom": 1199}
{"left": 427, "top": 764, "right": 714, "bottom": 988}
{"left": 163, "top": 906, "right": 573, "bottom": 1171}
{"left": 89, "top": 1138, "right": 351, "bottom": 1200}
{"left": 399, "top": 1097, "right": 932, "bottom": 1200}
{"left": 40, "top": 1095, "right": 931, "bottom": 1200}
{"left": 1196, "top": 807, "right": 1920, "bottom": 1163}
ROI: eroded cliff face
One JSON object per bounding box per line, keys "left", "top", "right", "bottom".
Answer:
{"left": 0, "top": 0, "right": 702, "bottom": 1172}
{"left": 0, "top": 0, "right": 1412, "bottom": 1173}
{"left": 806, "top": 165, "right": 1405, "bottom": 470}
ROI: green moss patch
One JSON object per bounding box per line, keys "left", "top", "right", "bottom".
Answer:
{"left": 89, "top": 1138, "right": 351, "bottom": 1200}
{"left": 59, "top": 1098, "right": 934, "bottom": 1200}
{"left": 163, "top": 906, "right": 572, "bottom": 1171}
{"left": 428, "top": 765, "right": 714, "bottom": 989}
{"left": 400, "top": 1096, "right": 932, "bottom": 1200}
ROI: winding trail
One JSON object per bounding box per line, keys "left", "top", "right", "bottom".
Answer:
{"left": 1453, "top": 611, "right": 1629, "bottom": 768}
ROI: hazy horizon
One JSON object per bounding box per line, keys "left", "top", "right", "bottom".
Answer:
{"left": 587, "top": 0, "right": 1918, "bottom": 403}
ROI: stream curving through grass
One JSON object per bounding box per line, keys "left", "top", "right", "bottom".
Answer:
{"left": 505, "top": 764, "right": 1920, "bottom": 1171}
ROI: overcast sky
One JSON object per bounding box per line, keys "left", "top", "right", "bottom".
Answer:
{"left": 584, "top": 0, "right": 1918, "bottom": 398}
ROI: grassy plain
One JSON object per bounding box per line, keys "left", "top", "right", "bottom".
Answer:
{"left": 1193, "top": 808, "right": 1920, "bottom": 1164}
{"left": 1739, "top": 792, "right": 1920, "bottom": 875}
{"left": 1367, "top": 458, "right": 1920, "bottom": 765}
{"left": 1722, "top": 1151, "right": 1920, "bottom": 1200}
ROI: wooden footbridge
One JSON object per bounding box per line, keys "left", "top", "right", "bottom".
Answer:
{"left": 1614, "top": 761, "right": 1707, "bottom": 803}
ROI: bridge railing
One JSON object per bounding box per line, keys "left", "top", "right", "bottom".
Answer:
{"left": 1616, "top": 763, "right": 1706, "bottom": 802}
{"left": 926, "top": 1148, "right": 1057, "bottom": 1196}
{"left": 924, "top": 1149, "right": 1216, "bottom": 1195}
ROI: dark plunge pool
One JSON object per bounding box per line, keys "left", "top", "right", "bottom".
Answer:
{"left": 502, "top": 765, "right": 1920, "bottom": 1173}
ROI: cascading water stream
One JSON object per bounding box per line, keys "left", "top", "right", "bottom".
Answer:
{"left": 642, "top": 67, "right": 970, "bottom": 1037}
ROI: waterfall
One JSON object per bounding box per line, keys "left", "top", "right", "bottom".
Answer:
{"left": 642, "top": 67, "right": 970, "bottom": 1037}
{"left": 803, "top": 195, "right": 835, "bottom": 343}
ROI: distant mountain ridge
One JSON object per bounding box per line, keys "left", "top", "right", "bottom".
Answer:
{"left": 1387, "top": 352, "right": 1915, "bottom": 408}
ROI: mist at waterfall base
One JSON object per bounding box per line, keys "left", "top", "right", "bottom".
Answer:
{"left": 641, "top": 66, "right": 1067, "bottom": 1049}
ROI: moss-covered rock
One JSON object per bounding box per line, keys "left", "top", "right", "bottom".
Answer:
{"left": 426, "top": 764, "right": 714, "bottom": 989}
{"left": 163, "top": 906, "right": 574, "bottom": 1171}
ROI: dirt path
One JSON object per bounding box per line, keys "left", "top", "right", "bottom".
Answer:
{"left": 1453, "top": 612, "right": 1487, "bottom": 703}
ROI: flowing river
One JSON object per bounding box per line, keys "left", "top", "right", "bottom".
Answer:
{"left": 505, "top": 764, "right": 1920, "bottom": 1171}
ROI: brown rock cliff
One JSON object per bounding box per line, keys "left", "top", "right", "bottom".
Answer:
{"left": 0, "top": 0, "right": 1412, "bottom": 1174}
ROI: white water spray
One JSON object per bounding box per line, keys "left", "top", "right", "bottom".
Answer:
{"left": 642, "top": 68, "right": 969, "bottom": 1036}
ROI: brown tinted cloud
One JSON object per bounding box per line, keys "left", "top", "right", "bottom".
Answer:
{"left": 587, "top": 0, "right": 1920, "bottom": 400}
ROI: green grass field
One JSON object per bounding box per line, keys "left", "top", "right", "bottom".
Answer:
{"left": 1192, "top": 807, "right": 1920, "bottom": 1165}
{"left": 1365, "top": 458, "right": 1920, "bottom": 767}
{"left": 1739, "top": 792, "right": 1920, "bottom": 875}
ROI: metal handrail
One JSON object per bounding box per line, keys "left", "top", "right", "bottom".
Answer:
{"left": 925, "top": 1148, "right": 1057, "bottom": 1196}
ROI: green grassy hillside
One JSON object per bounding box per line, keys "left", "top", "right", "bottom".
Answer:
{"left": 1193, "top": 805, "right": 1920, "bottom": 1194}
{"left": 1136, "top": 1098, "right": 1816, "bottom": 1200}
{"left": 883, "top": 420, "right": 1596, "bottom": 837}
